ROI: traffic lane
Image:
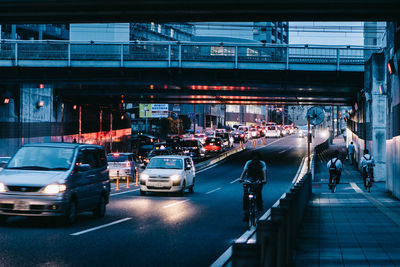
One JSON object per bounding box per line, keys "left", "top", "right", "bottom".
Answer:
{"left": 44, "top": 136, "right": 307, "bottom": 266}
{"left": 0, "top": 135, "right": 310, "bottom": 266}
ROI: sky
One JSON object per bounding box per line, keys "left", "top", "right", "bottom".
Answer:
{"left": 194, "top": 22, "right": 386, "bottom": 46}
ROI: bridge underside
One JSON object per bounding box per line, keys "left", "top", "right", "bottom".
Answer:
{"left": 0, "top": 67, "right": 362, "bottom": 105}
{"left": 0, "top": 0, "right": 398, "bottom": 22}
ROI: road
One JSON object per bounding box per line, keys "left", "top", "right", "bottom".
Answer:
{"left": 0, "top": 134, "right": 322, "bottom": 267}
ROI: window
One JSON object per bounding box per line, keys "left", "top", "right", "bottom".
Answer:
{"left": 97, "top": 149, "right": 107, "bottom": 167}
{"left": 185, "top": 158, "right": 192, "bottom": 169}
{"left": 157, "top": 24, "right": 162, "bottom": 33}
{"left": 170, "top": 28, "right": 175, "bottom": 38}
{"left": 150, "top": 22, "right": 155, "bottom": 31}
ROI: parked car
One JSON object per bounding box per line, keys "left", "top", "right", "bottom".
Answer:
{"left": 143, "top": 148, "right": 172, "bottom": 165}
{"left": 107, "top": 153, "right": 141, "bottom": 179}
{"left": 232, "top": 130, "right": 248, "bottom": 143}
{"left": 204, "top": 137, "right": 225, "bottom": 153}
{"left": 265, "top": 125, "right": 281, "bottom": 138}
{"left": 0, "top": 143, "right": 110, "bottom": 225}
{"left": 179, "top": 139, "right": 206, "bottom": 160}
{"left": 139, "top": 156, "right": 195, "bottom": 196}
{"left": 216, "top": 132, "right": 234, "bottom": 148}
{"left": 0, "top": 157, "right": 10, "bottom": 171}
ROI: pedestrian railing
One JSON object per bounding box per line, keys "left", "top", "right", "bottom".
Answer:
{"left": 0, "top": 40, "right": 380, "bottom": 71}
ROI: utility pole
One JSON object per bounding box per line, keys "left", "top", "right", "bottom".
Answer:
{"left": 194, "top": 104, "right": 196, "bottom": 133}
{"left": 110, "top": 113, "right": 113, "bottom": 152}
{"left": 282, "top": 106, "right": 285, "bottom": 125}
{"left": 99, "top": 109, "right": 103, "bottom": 145}
{"left": 336, "top": 106, "right": 340, "bottom": 135}
{"left": 61, "top": 103, "right": 64, "bottom": 142}
{"left": 331, "top": 106, "right": 335, "bottom": 137}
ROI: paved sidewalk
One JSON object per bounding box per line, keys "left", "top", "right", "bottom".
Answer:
{"left": 295, "top": 137, "right": 400, "bottom": 266}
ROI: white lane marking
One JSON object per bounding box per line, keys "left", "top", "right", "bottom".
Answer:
{"left": 70, "top": 218, "right": 132, "bottom": 236}
{"left": 210, "top": 247, "right": 233, "bottom": 267}
{"left": 230, "top": 178, "right": 241, "bottom": 184}
{"left": 206, "top": 187, "right": 221, "bottom": 194}
{"left": 196, "top": 160, "right": 226, "bottom": 173}
{"left": 110, "top": 188, "right": 140, "bottom": 196}
{"left": 278, "top": 149, "right": 287, "bottom": 154}
{"left": 162, "top": 199, "right": 189, "bottom": 209}
{"left": 350, "top": 182, "right": 363, "bottom": 193}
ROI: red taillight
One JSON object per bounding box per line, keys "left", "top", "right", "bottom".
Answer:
{"left": 240, "top": 134, "right": 244, "bottom": 137}
{"left": 126, "top": 161, "right": 131, "bottom": 167}
{"left": 113, "top": 153, "right": 120, "bottom": 157}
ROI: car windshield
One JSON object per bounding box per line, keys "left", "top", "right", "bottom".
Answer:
{"left": 268, "top": 126, "right": 276, "bottom": 130}
{"left": 147, "top": 158, "right": 183, "bottom": 169}
{"left": 180, "top": 140, "right": 198, "bottom": 147}
{"left": 6, "top": 146, "right": 74, "bottom": 171}
{"left": 206, "top": 139, "right": 221, "bottom": 145}
{"left": 149, "top": 150, "right": 169, "bottom": 156}
{"left": 107, "top": 154, "right": 129, "bottom": 162}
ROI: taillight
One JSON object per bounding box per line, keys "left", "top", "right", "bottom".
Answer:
{"left": 126, "top": 161, "right": 131, "bottom": 167}
{"left": 240, "top": 134, "right": 244, "bottom": 137}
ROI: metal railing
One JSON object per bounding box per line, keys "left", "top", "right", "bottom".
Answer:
{"left": 0, "top": 40, "right": 381, "bottom": 70}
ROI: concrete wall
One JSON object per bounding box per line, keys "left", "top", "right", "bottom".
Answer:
{"left": 385, "top": 22, "right": 400, "bottom": 198}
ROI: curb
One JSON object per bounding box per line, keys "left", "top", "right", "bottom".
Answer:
{"left": 195, "top": 146, "right": 246, "bottom": 171}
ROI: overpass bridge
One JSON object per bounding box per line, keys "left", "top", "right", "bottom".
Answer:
{"left": 0, "top": 40, "right": 379, "bottom": 105}
{"left": 0, "top": 40, "right": 378, "bottom": 72}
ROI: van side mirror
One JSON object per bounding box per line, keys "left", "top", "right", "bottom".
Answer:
{"left": 75, "top": 163, "right": 91, "bottom": 172}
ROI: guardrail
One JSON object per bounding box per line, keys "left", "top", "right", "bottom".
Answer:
{"left": 195, "top": 146, "right": 245, "bottom": 171}
{"left": 0, "top": 40, "right": 380, "bottom": 70}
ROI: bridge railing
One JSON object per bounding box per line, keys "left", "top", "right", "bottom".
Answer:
{"left": 0, "top": 40, "right": 381, "bottom": 68}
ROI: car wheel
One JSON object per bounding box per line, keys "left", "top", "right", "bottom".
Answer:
{"left": 189, "top": 178, "right": 195, "bottom": 193}
{"left": 140, "top": 190, "right": 146, "bottom": 196}
{"left": 179, "top": 180, "right": 186, "bottom": 196}
{"left": 93, "top": 194, "right": 106, "bottom": 218}
{"left": 64, "top": 200, "right": 77, "bottom": 225}
{"left": 0, "top": 215, "right": 8, "bottom": 225}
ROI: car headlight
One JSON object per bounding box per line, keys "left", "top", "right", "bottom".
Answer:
{"left": 141, "top": 174, "right": 149, "bottom": 180}
{"left": 170, "top": 174, "right": 181, "bottom": 182}
{"left": 0, "top": 182, "right": 7, "bottom": 192}
{"left": 43, "top": 184, "right": 66, "bottom": 194}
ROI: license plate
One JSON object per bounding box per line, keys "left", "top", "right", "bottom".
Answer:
{"left": 14, "top": 201, "right": 30, "bottom": 211}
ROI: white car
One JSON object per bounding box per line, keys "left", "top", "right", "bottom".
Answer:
{"left": 139, "top": 156, "right": 195, "bottom": 196}
{"left": 265, "top": 126, "right": 281, "bottom": 138}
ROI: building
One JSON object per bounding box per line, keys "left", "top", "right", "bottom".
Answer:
{"left": 253, "top": 22, "right": 289, "bottom": 44}
{"left": 0, "top": 24, "right": 69, "bottom": 40}
{"left": 130, "top": 23, "right": 195, "bottom": 41}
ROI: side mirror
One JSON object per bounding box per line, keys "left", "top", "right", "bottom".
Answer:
{"left": 0, "top": 162, "right": 6, "bottom": 168}
{"left": 185, "top": 166, "right": 191, "bottom": 171}
{"left": 75, "top": 163, "right": 91, "bottom": 172}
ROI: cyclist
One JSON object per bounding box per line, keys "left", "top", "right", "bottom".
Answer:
{"left": 360, "top": 149, "right": 375, "bottom": 189}
{"left": 239, "top": 151, "right": 267, "bottom": 222}
{"left": 347, "top": 142, "right": 355, "bottom": 165}
{"left": 327, "top": 150, "right": 343, "bottom": 187}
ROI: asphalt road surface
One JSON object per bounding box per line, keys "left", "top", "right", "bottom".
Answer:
{"left": 0, "top": 134, "right": 322, "bottom": 267}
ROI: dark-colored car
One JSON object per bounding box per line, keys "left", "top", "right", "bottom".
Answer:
{"left": 154, "top": 142, "right": 184, "bottom": 155}
{"left": 107, "top": 153, "right": 141, "bottom": 179}
{"left": 216, "top": 132, "right": 234, "bottom": 148}
{"left": 143, "top": 149, "right": 172, "bottom": 165}
{"left": 0, "top": 143, "right": 110, "bottom": 225}
{"left": 180, "top": 139, "right": 206, "bottom": 160}
{"left": 232, "top": 130, "right": 248, "bottom": 143}
{"left": 204, "top": 137, "right": 225, "bottom": 153}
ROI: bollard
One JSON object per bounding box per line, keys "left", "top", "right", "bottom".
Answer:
{"left": 240, "top": 140, "right": 243, "bottom": 148}
{"left": 135, "top": 169, "right": 139, "bottom": 186}
{"left": 116, "top": 170, "right": 120, "bottom": 190}
{"left": 126, "top": 173, "right": 130, "bottom": 188}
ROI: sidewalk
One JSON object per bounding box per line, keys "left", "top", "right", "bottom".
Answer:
{"left": 295, "top": 137, "right": 400, "bottom": 266}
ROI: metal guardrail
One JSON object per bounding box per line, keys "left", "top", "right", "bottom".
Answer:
{"left": 0, "top": 40, "right": 381, "bottom": 70}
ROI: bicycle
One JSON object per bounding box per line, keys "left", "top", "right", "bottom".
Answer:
{"left": 328, "top": 171, "right": 338, "bottom": 193}
{"left": 241, "top": 180, "right": 263, "bottom": 230}
{"left": 364, "top": 164, "right": 374, "bottom": 193}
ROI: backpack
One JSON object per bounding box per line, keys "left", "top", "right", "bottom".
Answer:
{"left": 247, "top": 159, "right": 264, "bottom": 181}
{"left": 329, "top": 158, "right": 338, "bottom": 174}
{"left": 363, "top": 155, "right": 373, "bottom": 168}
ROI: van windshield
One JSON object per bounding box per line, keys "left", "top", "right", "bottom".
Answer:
{"left": 6, "top": 146, "right": 74, "bottom": 171}
{"left": 147, "top": 158, "right": 183, "bottom": 169}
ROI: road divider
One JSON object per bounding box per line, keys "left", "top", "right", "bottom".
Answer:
{"left": 195, "top": 146, "right": 245, "bottom": 172}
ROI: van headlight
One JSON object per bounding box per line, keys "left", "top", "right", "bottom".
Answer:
{"left": 43, "top": 184, "right": 66, "bottom": 194}
{"left": 170, "top": 174, "right": 181, "bottom": 182}
{"left": 141, "top": 174, "right": 149, "bottom": 181}
{"left": 0, "top": 182, "right": 7, "bottom": 192}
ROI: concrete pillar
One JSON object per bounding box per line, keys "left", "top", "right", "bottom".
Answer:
{"left": 369, "top": 53, "right": 387, "bottom": 182}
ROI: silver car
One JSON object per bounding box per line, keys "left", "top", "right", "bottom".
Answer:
{"left": 0, "top": 143, "right": 110, "bottom": 225}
